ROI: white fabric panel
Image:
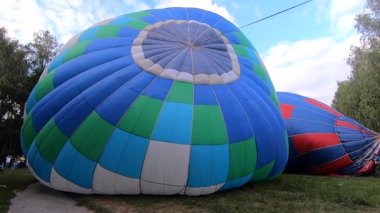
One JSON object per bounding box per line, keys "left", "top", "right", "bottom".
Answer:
{"left": 92, "top": 164, "right": 140, "bottom": 194}
{"left": 160, "top": 69, "right": 178, "bottom": 79}
{"left": 141, "top": 140, "right": 190, "bottom": 195}
{"left": 50, "top": 168, "right": 92, "bottom": 194}
{"left": 92, "top": 164, "right": 116, "bottom": 194}
{"left": 114, "top": 173, "right": 140, "bottom": 195}
{"left": 176, "top": 72, "right": 193, "bottom": 82}
{"left": 184, "top": 183, "right": 224, "bottom": 196}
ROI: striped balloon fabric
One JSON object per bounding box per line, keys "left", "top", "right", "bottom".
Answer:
{"left": 278, "top": 92, "right": 380, "bottom": 175}
{"left": 21, "top": 8, "right": 288, "bottom": 195}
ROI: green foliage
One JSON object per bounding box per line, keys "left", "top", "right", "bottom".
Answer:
{"left": 0, "top": 28, "right": 61, "bottom": 155}
{"left": 333, "top": 0, "right": 380, "bottom": 132}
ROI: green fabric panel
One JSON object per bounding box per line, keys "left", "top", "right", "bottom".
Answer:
{"left": 228, "top": 138, "right": 257, "bottom": 180}
{"left": 36, "top": 120, "right": 68, "bottom": 163}
{"left": 21, "top": 115, "right": 38, "bottom": 151}
{"left": 63, "top": 41, "right": 90, "bottom": 62}
{"left": 125, "top": 10, "right": 151, "bottom": 19}
{"left": 232, "top": 45, "right": 248, "bottom": 58}
{"left": 167, "top": 81, "right": 193, "bottom": 104}
{"left": 192, "top": 105, "right": 228, "bottom": 145}
{"left": 251, "top": 160, "right": 275, "bottom": 182}
{"left": 234, "top": 32, "right": 253, "bottom": 48}
{"left": 70, "top": 112, "right": 115, "bottom": 161}
{"left": 126, "top": 20, "right": 150, "bottom": 30}
{"left": 119, "top": 95, "right": 163, "bottom": 138}
{"left": 270, "top": 91, "right": 280, "bottom": 108}
{"left": 96, "top": 25, "right": 120, "bottom": 38}
{"left": 36, "top": 68, "right": 57, "bottom": 101}
{"left": 35, "top": 119, "right": 55, "bottom": 149}
{"left": 253, "top": 64, "right": 268, "bottom": 82}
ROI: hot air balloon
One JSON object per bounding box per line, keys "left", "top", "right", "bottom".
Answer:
{"left": 278, "top": 92, "right": 380, "bottom": 175}
{"left": 20, "top": 7, "right": 288, "bottom": 195}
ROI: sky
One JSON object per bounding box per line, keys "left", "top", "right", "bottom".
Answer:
{"left": 0, "top": 0, "right": 366, "bottom": 105}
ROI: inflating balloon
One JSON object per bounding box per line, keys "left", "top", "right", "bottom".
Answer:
{"left": 278, "top": 92, "right": 380, "bottom": 175}
{"left": 21, "top": 8, "right": 288, "bottom": 195}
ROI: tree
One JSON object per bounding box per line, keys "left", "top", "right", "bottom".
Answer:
{"left": 333, "top": 0, "right": 380, "bottom": 132}
{"left": 0, "top": 28, "right": 29, "bottom": 155}
{"left": 0, "top": 28, "right": 61, "bottom": 155}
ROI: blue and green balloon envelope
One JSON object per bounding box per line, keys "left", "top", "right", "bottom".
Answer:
{"left": 21, "top": 7, "right": 288, "bottom": 195}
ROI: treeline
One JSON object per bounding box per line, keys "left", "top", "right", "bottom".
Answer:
{"left": 0, "top": 28, "right": 61, "bottom": 155}
{"left": 333, "top": 0, "right": 380, "bottom": 132}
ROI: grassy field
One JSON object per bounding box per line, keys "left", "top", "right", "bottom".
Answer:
{"left": 0, "top": 168, "right": 37, "bottom": 212}
{"left": 1, "top": 168, "right": 380, "bottom": 213}
{"left": 72, "top": 173, "right": 380, "bottom": 213}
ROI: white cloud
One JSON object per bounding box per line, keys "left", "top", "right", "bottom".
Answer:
{"left": 154, "top": 0, "right": 235, "bottom": 23}
{"left": 0, "top": 0, "right": 149, "bottom": 44}
{"left": 263, "top": 34, "right": 360, "bottom": 105}
{"left": 316, "top": 0, "right": 364, "bottom": 36}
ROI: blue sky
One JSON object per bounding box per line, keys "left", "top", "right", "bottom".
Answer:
{"left": 0, "top": 0, "right": 365, "bottom": 104}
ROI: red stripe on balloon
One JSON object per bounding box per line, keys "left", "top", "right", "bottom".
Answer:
{"left": 336, "top": 120, "right": 362, "bottom": 131}
{"left": 309, "top": 154, "right": 352, "bottom": 174}
{"left": 292, "top": 133, "right": 341, "bottom": 155}
{"left": 280, "top": 104, "right": 295, "bottom": 119}
{"left": 305, "top": 98, "right": 342, "bottom": 116}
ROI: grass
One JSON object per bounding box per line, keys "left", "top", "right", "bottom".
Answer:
{"left": 0, "top": 168, "right": 37, "bottom": 212}
{"left": 2, "top": 168, "right": 380, "bottom": 213}
{"left": 72, "top": 173, "right": 380, "bottom": 213}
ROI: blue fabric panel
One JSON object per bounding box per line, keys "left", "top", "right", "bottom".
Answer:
{"left": 220, "top": 173, "right": 253, "bottom": 191}
{"left": 213, "top": 85, "right": 253, "bottom": 143}
{"left": 141, "top": 15, "right": 160, "bottom": 24}
{"left": 54, "top": 142, "right": 96, "bottom": 188}
{"left": 54, "top": 47, "right": 131, "bottom": 86}
{"left": 27, "top": 142, "right": 38, "bottom": 165}
{"left": 47, "top": 53, "right": 65, "bottom": 72}
{"left": 99, "top": 129, "right": 149, "bottom": 178}
{"left": 117, "top": 132, "right": 149, "bottom": 178}
{"left": 152, "top": 102, "right": 192, "bottom": 144}
{"left": 79, "top": 26, "right": 100, "bottom": 41}
{"left": 109, "top": 17, "right": 134, "bottom": 25}
{"left": 54, "top": 96, "right": 94, "bottom": 136}
{"left": 186, "top": 8, "right": 205, "bottom": 21}
{"left": 118, "top": 27, "right": 140, "bottom": 38}
{"left": 240, "top": 68, "right": 270, "bottom": 95}
{"left": 285, "top": 119, "right": 335, "bottom": 136}
{"left": 291, "top": 107, "right": 336, "bottom": 124}
{"left": 213, "top": 19, "right": 239, "bottom": 35}
{"left": 278, "top": 92, "right": 336, "bottom": 119}
{"left": 347, "top": 148, "right": 366, "bottom": 161}
{"left": 28, "top": 143, "right": 52, "bottom": 182}
{"left": 147, "top": 9, "right": 173, "bottom": 21}
{"left": 69, "top": 150, "right": 96, "bottom": 188}
{"left": 307, "top": 145, "right": 347, "bottom": 167}
{"left": 25, "top": 87, "right": 37, "bottom": 113}
{"left": 187, "top": 145, "right": 229, "bottom": 187}
{"left": 82, "top": 65, "right": 142, "bottom": 107}
{"left": 54, "top": 142, "right": 77, "bottom": 180}
{"left": 194, "top": 84, "right": 217, "bottom": 105}
{"left": 54, "top": 65, "right": 141, "bottom": 135}
{"left": 166, "top": 7, "right": 188, "bottom": 20}
{"left": 338, "top": 163, "right": 361, "bottom": 174}
{"left": 342, "top": 138, "right": 373, "bottom": 151}
{"left": 142, "top": 77, "right": 173, "bottom": 100}
{"left": 85, "top": 38, "right": 134, "bottom": 53}
{"left": 229, "top": 83, "right": 279, "bottom": 167}
{"left": 96, "top": 72, "right": 154, "bottom": 125}
{"left": 202, "top": 10, "right": 224, "bottom": 26}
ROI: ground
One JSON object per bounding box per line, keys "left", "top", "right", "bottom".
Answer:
{"left": 1, "top": 168, "right": 380, "bottom": 212}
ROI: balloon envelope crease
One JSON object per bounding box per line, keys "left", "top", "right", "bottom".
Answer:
{"left": 21, "top": 7, "right": 288, "bottom": 195}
